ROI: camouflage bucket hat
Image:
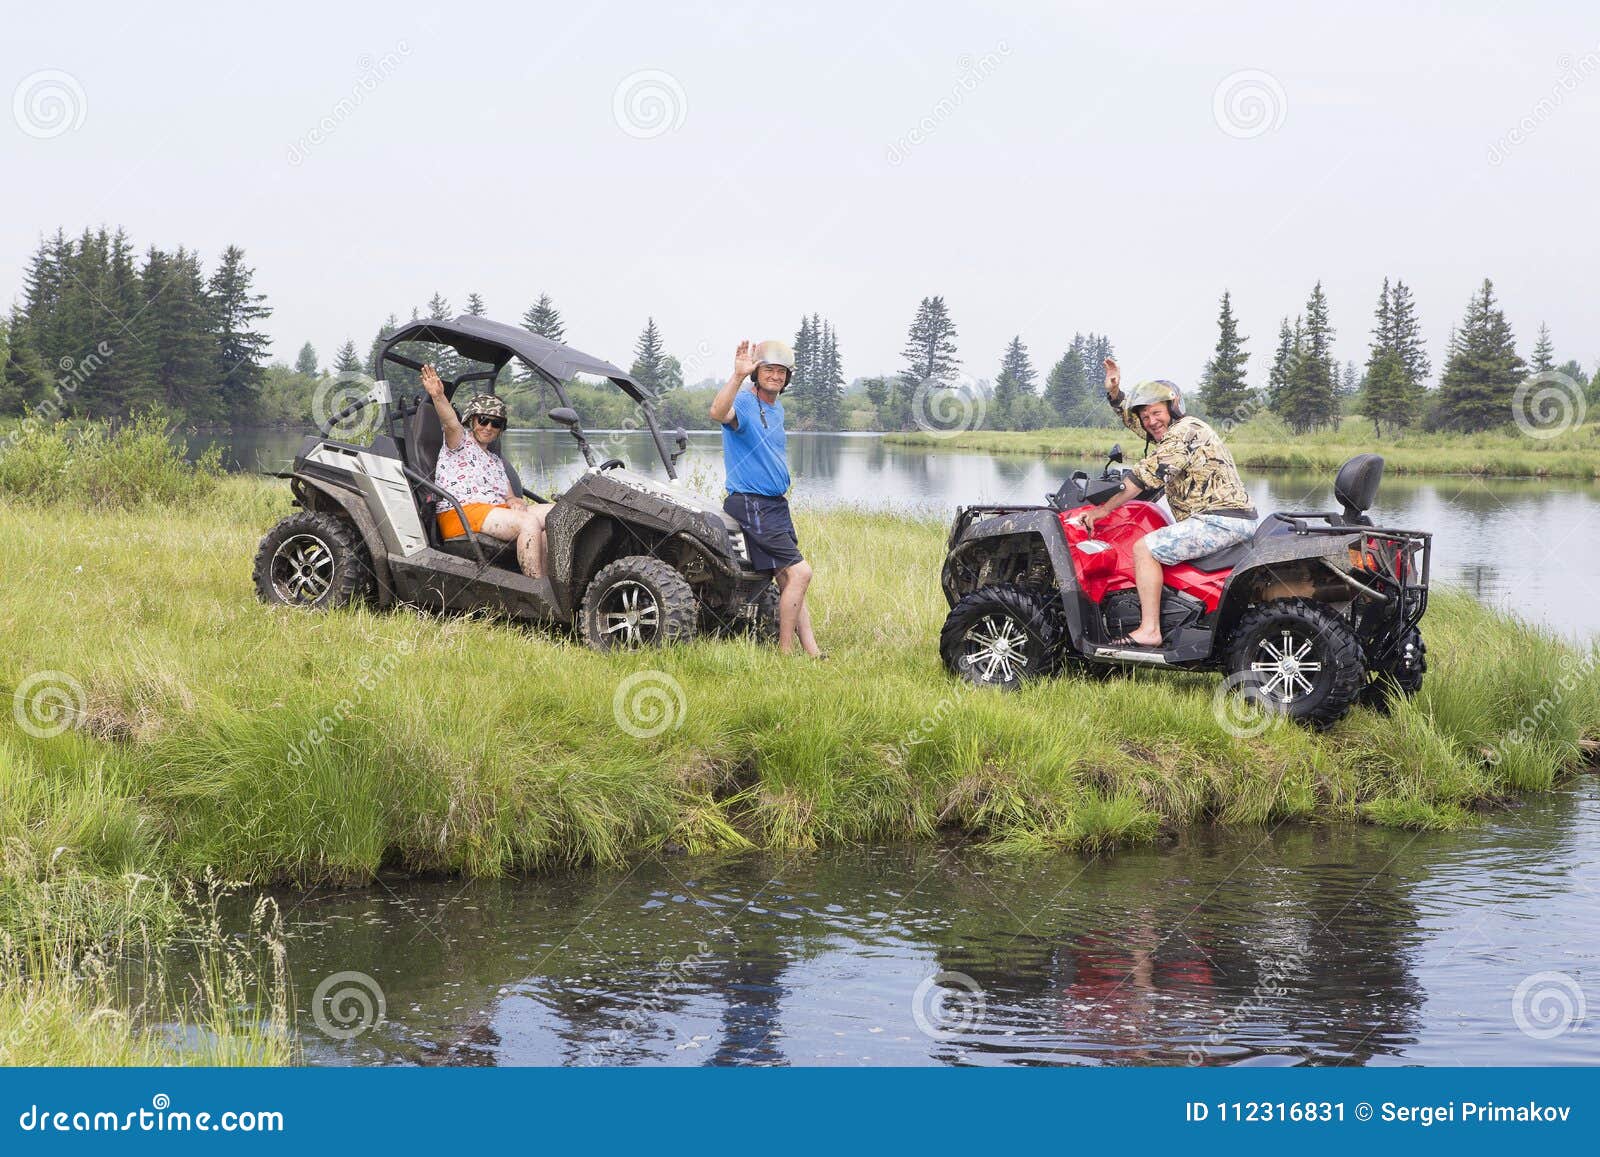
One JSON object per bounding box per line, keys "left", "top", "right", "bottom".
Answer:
{"left": 1124, "top": 379, "right": 1183, "bottom": 415}
{"left": 460, "top": 393, "right": 508, "bottom": 423}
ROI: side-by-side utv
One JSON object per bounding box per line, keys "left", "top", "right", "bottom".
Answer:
{"left": 253, "top": 315, "right": 778, "bottom": 648}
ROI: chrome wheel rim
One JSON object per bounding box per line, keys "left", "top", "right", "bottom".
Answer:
{"left": 271, "top": 534, "right": 334, "bottom": 603}
{"left": 1249, "top": 628, "right": 1324, "bottom": 703}
{"left": 962, "top": 613, "right": 1030, "bottom": 684}
{"left": 599, "top": 580, "right": 661, "bottom": 647}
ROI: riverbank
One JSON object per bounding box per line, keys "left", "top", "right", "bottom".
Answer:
{"left": 2, "top": 473, "right": 1597, "bottom": 1062}
{"left": 884, "top": 418, "right": 1600, "bottom": 479}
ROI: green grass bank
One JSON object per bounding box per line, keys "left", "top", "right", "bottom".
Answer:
{"left": 1, "top": 423, "right": 1596, "bottom": 1061}
{"left": 884, "top": 416, "right": 1600, "bottom": 479}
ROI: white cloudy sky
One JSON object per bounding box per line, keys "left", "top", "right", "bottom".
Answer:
{"left": 3, "top": 0, "right": 1596, "bottom": 388}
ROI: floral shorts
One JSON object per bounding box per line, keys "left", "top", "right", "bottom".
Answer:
{"left": 1143, "top": 512, "right": 1255, "bottom": 565}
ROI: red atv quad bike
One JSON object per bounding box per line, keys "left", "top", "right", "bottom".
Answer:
{"left": 938, "top": 445, "right": 1431, "bottom": 727}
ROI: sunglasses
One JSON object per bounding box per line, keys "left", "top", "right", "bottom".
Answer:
{"left": 472, "top": 416, "right": 506, "bottom": 430}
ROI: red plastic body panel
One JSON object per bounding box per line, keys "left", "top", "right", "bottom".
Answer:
{"left": 1057, "top": 503, "right": 1232, "bottom": 613}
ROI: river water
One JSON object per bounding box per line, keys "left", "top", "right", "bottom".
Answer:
{"left": 204, "top": 428, "right": 1598, "bottom": 1066}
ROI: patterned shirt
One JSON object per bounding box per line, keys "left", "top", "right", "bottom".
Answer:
{"left": 434, "top": 438, "right": 510, "bottom": 512}
{"left": 1108, "top": 394, "right": 1253, "bottom": 522}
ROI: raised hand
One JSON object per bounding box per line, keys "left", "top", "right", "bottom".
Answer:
{"left": 1103, "top": 357, "right": 1121, "bottom": 396}
{"left": 422, "top": 364, "right": 445, "bottom": 399}
{"left": 733, "top": 339, "right": 759, "bottom": 380}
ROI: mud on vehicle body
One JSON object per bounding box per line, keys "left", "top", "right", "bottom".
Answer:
{"left": 255, "top": 314, "right": 777, "bottom": 649}
{"left": 939, "top": 445, "right": 1431, "bottom": 727}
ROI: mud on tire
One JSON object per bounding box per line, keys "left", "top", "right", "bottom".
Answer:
{"left": 581, "top": 555, "right": 699, "bottom": 650}
{"left": 1224, "top": 598, "right": 1366, "bottom": 729}
{"left": 701, "top": 581, "right": 779, "bottom": 643}
{"left": 253, "top": 511, "right": 373, "bottom": 610}
{"left": 940, "top": 583, "right": 1064, "bottom": 690}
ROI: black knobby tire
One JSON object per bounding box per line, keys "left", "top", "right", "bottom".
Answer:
{"left": 939, "top": 584, "right": 1064, "bottom": 690}
{"left": 702, "top": 582, "right": 780, "bottom": 643}
{"left": 581, "top": 556, "right": 699, "bottom": 650}
{"left": 253, "top": 511, "right": 373, "bottom": 610}
{"left": 1224, "top": 598, "right": 1366, "bottom": 728}
{"left": 1360, "top": 628, "right": 1427, "bottom": 711}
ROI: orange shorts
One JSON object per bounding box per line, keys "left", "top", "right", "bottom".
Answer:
{"left": 437, "top": 502, "right": 508, "bottom": 540}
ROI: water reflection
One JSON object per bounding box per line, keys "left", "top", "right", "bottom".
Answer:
{"left": 263, "top": 781, "right": 1598, "bottom": 1067}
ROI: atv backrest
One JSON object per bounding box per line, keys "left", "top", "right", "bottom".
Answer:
{"left": 1334, "top": 453, "right": 1384, "bottom": 524}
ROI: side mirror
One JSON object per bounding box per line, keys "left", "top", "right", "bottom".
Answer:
{"left": 548, "top": 407, "right": 580, "bottom": 427}
{"left": 674, "top": 426, "right": 688, "bottom": 453}
{"left": 1107, "top": 443, "right": 1123, "bottom": 463}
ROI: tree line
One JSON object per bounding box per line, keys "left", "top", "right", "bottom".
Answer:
{"left": 2, "top": 228, "right": 270, "bottom": 424}
{"left": 6, "top": 225, "right": 1594, "bottom": 438}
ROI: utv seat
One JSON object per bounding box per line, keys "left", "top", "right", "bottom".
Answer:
{"left": 405, "top": 394, "right": 525, "bottom": 570}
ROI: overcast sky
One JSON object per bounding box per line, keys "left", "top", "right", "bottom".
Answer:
{"left": 4, "top": 0, "right": 1597, "bottom": 390}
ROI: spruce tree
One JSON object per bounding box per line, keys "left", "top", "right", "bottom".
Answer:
{"left": 466, "top": 292, "right": 487, "bottom": 317}
{"left": 208, "top": 245, "right": 272, "bottom": 421}
{"left": 1267, "top": 317, "right": 1295, "bottom": 413}
{"left": 1200, "top": 290, "right": 1250, "bottom": 425}
{"left": 295, "top": 342, "right": 319, "bottom": 376}
{"left": 333, "top": 339, "right": 363, "bottom": 376}
{"left": 790, "top": 313, "right": 816, "bottom": 416}
{"left": 521, "top": 293, "right": 566, "bottom": 342}
{"left": 993, "top": 336, "right": 1035, "bottom": 428}
{"left": 1045, "top": 335, "right": 1089, "bottom": 425}
{"left": 1436, "top": 278, "right": 1524, "bottom": 432}
{"left": 1530, "top": 323, "right": 1555, "bottom": 375}
{"left": 631, "top": 317, "right": 666, "bottom": 394}
{"left": 817, "top": 322, "right": 844, "bottom": 427}
{"left": 899, "top": 296, "right": 960, "bottom": 387}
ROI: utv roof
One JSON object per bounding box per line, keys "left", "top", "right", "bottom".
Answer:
{"left": 379, "top": 315, "right": 650, "bottom": 404}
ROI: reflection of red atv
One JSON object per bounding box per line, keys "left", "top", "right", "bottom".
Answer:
{"left": 938, "top": 445, "right": 1431, "bottom": 727}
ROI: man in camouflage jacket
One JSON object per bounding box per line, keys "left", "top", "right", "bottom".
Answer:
{"left": 1073, "top": 358, "right": 1257, "bottom": 647}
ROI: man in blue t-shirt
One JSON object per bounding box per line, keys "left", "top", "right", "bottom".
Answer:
{"left": 709, "top": 339, "right": 822, "bottom": 657}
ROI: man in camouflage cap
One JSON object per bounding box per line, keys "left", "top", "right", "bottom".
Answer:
{"left": 1074, "top": 358, "right": 1256, "bottom": 647}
